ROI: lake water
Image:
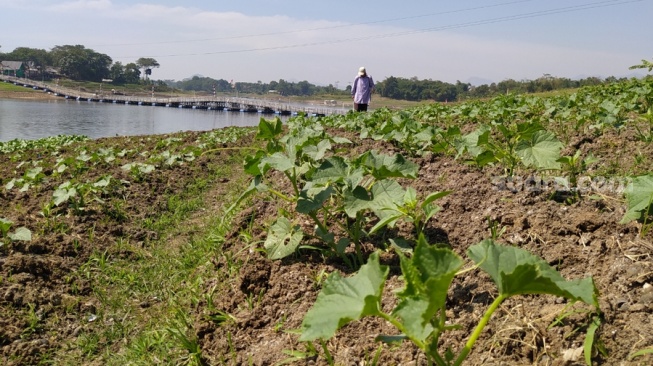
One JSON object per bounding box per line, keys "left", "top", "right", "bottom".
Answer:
{"left": 0, "top": 98, "right": 286, "bottom": 142}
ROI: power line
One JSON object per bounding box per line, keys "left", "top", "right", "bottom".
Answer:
{"left": 97, "top": 0, "right": 539, "bottom": 47}
{"left": 114, "top": 0, "right": 646, "bottom": 59}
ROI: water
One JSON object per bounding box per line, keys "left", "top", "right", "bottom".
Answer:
{"left": 0, "top": 98, "right": 285, "bottom": 142}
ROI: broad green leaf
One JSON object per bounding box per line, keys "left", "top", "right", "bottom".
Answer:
{"left": 468, "top": 239, "right": 598, "bottom": 308}
{"left": 343, "top": 186, "right": 372, "bottom": 218}
{"left": 8, "top": 227, "right": 31, "bottom": 242}
{"left": 342, "top": 180, "right": 405, "bottom": 219}
{"left": 5, "top": 178, "right": 16, "bottom": 190}
{"left": 302, "top": 139, "right": 331, "bottom": 161}
{"left": 369, "top": 180, "right": 406, "bottom": 219}
{"left": 515, "top": 130, "right": 563, "bottom": 170}
{"left": 256, "top": 117, "right": 284, "bottom": 140}
{"left": 300, "top": 252, "right": 388, "bottom": 341}
{"left": 139, "top": 164, "right": 154, "bottom": 173}
{"left": 297, "top": 185, "right": 334, "bottom": 214}
{"left": 398, "top": 240, "right": 463, "bottom": 308}
{"left": 361, "top": 151, "right": 419, "bottom": 179}
{"left": 392, "top": 240, "right": 463, "bottom": 342}
{"left": 52, "top": 185, "right": 77, "bottom": 206}
{"left": 311, "top": 156, "right": 350, "bottom": 184}
{"left": 620, "top": 175, "right": 653, "bottom": 224}
{"left": 264, "top": 217, "right": 304, "bottom": 260}
{"left": 19, "top": 183, "right": 30, "bottom": 192}
{"left": 474, "top": 150, "right": 497, "bottom": 167}
{"left": 244, "top": 150, "right": 266, "bottom": 175}
{"left": 455, "top": 126, "right": 490, "bottom": 158}
{"left": 25, "top": 167, "right": 43, "bottom": 180}
{"left": 94, "top": 176, "right": 111, "bottom": 188}
{"left": 392, "top": 297, "right": 434, "bottom": 341}
{"left": 261, "top": 152, "right": 295, "bottom": 173}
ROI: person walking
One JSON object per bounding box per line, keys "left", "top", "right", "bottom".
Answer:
{"left": 351, "top": 67, "right": 374, "bottom": 112}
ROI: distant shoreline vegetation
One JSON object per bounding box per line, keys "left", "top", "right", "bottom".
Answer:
{"left": 1, "top": 44, "right": 648, "bottom": 103}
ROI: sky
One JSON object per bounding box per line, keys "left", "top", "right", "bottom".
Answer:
{"left": 1, "top": 0, "right": 651, "bottom": 87}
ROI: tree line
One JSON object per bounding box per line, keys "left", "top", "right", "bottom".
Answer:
{"left": 166, "top": 76, "right": 343, "bottom": 96}
{"left": 374, "top": 74, "right": 632, "bottom": 102}
{"left": 0, "top": 45, "right": 159, "bottom": 84}
{"left": 1, "top": 44, "right": 644, "bottom": 100}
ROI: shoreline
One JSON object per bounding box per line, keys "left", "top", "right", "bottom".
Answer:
{"left": 0, "top": 90, "right": 60, "bottom": 100}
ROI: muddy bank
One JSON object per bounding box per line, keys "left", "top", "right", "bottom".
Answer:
{"left": 0, "top": 90, "right": 59, "bottom": 100}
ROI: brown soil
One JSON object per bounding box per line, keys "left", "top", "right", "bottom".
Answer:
{"left": 1, "top": 120, "right": 652, "bottom": 365}
{"left": 194, "top": 128, "right": 653, "bottom": 366}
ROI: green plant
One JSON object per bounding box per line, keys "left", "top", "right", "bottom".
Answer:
{"left": 629, "top": 347, "right": 653, "bottom": 361}
{"left": 51, "top": 175, "right": 113, "bottom": 214}
{"left": 0, "top": 217, "right": 32, "bottom": 244}
{"left": 278, "top": 343, "right": 320, "bottom": 365}
{"left": 369, "top": 188, "right": 451, "bottom": 238}
{"left": 122, "top": 162, "right": 155, "bottom": 182}
{"left": 233, "top": 117, "right": 420, "bottom": 265}
{"left": 620, "top": 174, "right": 653, "bottom": 236}
{"left": 4, "top": 165, "right": 46, "bottom": 192}
{"left": 634, "top": 107, "right": 653, "bottom": 142}
{"left": 166, "top": 308, "right": 204, "bottom": 365}
{"left": 299, "top": 237, "right": 599, "bottom": 365}
{"left": 22, "top": 303, "right": 43, "bottom": 337}
{"left": 0, "top": 217, "right": 12, "bottom": 237}
{"left": 554, "top": 150, "right": 599, "bottom": 203}
{"left": 583, "top": 316, "right": 607, "bottom": 365}
{"left": 487, "top": 216, "right": 506, "bottom": 240}
{"left": 477, "top": 122, "right": 564, "bottom": 176}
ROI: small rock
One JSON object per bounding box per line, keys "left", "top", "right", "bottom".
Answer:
{"left": 629, "top": 304, "right": 646, "bottom": 312}
{"left": 72, "top": 326, "right": 82, "bottom": 337}
{"left": 562, "top": 346, "right": 584, "bottom": 362}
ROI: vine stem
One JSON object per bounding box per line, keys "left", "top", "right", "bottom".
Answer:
{"left": 453, "top": 294, "right": 507, "bottom": 366}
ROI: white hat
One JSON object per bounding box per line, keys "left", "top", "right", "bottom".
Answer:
{"left": 358, "top": 67, "right": 366, "bottom": 76}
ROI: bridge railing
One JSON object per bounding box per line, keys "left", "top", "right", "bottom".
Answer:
{"left": 1, "top": 75, "right": 349, "bottom": 115}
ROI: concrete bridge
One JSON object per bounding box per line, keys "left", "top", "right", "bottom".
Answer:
{"left": 1, "top": 75, "right": 349, "bottom": 116}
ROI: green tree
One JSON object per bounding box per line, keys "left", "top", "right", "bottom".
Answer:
{"left": 109, "top": 62, "right": 126, "bottom": 84}
{"left": 123, "top": 63, "right": 141, "bottom": 84}
{"left": 3, "top": 47, "right": 52, "bottom": 79}
{"left": 630, "top": 57, "right": 653, "bottom": 73}
{"left": 50, "top": 45, "right": 112, "bottom": 81}
{"left": 136, "top": 57, "right": 160, "bottom": 81}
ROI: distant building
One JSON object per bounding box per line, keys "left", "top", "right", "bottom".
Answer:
{"left": 1, "top": 61, "right": 25, "bottom": 78}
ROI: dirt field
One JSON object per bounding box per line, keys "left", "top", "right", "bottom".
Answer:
{"left": 194, "top": 126, "right": 653, "bottom": 365}
{"left": 1, "top": 88, "right": 652, "bottom": 365}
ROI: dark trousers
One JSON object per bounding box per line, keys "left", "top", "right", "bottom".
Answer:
{"left": 354, "top": 103, "right": 368, "bottom": 112}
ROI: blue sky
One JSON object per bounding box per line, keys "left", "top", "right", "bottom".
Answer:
{"left": 1, "top": 0, "right": 651, "bottom": 87}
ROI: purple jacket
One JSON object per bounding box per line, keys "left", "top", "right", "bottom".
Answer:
{"left": 352, "top": 75, "right": 374, "bottom": 104}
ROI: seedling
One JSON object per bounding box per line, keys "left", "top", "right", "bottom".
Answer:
{"left": 300, "top": 237, "right": 599, "bottom": 365}
{"left": 620, "top": 174, "right": 653, "bottom": 236}
{"left": 0, "top": 217, "right": 32, "bottom": 243}
{"left": 554, "top": 150, "right": 599, "bottom": 203}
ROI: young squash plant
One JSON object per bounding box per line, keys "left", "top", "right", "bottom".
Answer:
{"left": 458, "top": 122, "right": 563, "bottom": 176}
{"left": 300, "top": 236, "right": 600, "bottom": 366}
{"left": 0, "top": 217, "right": 32, "bottom": 246}
{"left": 620, "top": 174, "right": 653, "bottom": 236}
{"left": 232, "top": 117, "right": 425, "bottom": 265}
